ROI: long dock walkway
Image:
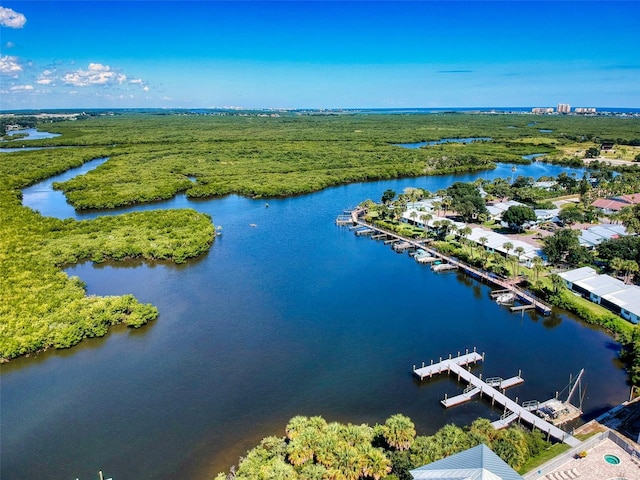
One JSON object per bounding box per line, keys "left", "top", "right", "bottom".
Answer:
{"left": 412, "top": 352, "right": 580, "bottom": 447}
{"left": 347, "top": 209, "right": 552, "bottom": 315}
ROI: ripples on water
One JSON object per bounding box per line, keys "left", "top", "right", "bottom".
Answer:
{"left": 2, "top": 156, "right": 630, "bottom": 480}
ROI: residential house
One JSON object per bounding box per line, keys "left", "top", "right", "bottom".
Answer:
{"left": 558, "top": 267, "right": 640, "bottom": 324}
{"left": 411, "top": 444, "right": 523, "bottom": 480}
{"left": 592, "top": 192, "right": 640, "bottom": 214}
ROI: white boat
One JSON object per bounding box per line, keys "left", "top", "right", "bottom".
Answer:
{"left": 495, "top": 293, "right": 515, "bottom": 305}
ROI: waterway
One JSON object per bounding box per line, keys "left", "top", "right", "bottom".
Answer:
{"left": 394, "top": 137, "right": 492, "bottom": 149}
{"left": 1, "top": 158, "right": 630, "bottom": 480}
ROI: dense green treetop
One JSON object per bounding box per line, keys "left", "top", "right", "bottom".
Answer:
{"left": 446, "top": 181, "right": 488, "bottom": 222}
{"left": 502, "top": 205, "right": 537, "bottom": 231}
{"left": 215, "top": 414, "right": 551, "bottom": 480}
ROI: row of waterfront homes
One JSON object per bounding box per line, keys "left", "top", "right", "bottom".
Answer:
{"left": 399, "top": 197, "right": 639, "bottom": 324}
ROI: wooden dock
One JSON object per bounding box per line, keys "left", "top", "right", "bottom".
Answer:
{"left": 344, "top": 211, "right": 552, "bottom": 315}
{"left": 412, "top": 352, "right": 580, "bottom": 447}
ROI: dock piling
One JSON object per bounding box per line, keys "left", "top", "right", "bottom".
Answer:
{"left": 422, "top": 361, "right": 425, "bottom": 368}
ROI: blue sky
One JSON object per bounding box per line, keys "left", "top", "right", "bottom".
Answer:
{"left": 1, "top": 1, "right": 639, "bottom": 109}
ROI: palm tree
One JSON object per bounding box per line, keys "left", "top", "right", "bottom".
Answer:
{"left": 550, "top": 273, "right": 566, "bottom": 294}
{"left": 448, "top": 224, "right": 459, "bottom": 240}
{"left": 532, "top": 256, "right": 544, "bottom": 286}
{"left": 409, "top": 210, "right": 417, "bottom": 224}
{"left": 286, "top": 431, "right": 315, "bottom": 466}
{"left": 420, "top": 212, "right": 432, "bottom": 229}
{"left": 502, "top": 242, "right": 513, "bottom": 260}
{"left": 432, "top": 424, "right": 471, "bottom": 458}
{"left": 360, "top": 445, "right": 391, "bottom": 480}
{"left": 382, "top": 414, "right": 415, "bottom": 451}
{"left": 514, "top": 246, "right": 525, "bottom": 276}
{"left": 286, "top": 415, "right": 311, "bottom": 440}
{"left": 622, "top": 259, "right": 639, "bottom": 284}
{"left": 442, "top": 196, "right": 452, "bottom": 216}
{"left": 432, "top": 201, "right": 443, "bottom": 217}
{"left": 459, "top": 226, "right": 472, "bottom": 253}
{"left": 478, "top": 236, "right": 488, "bottom": 256}
{"left": 330, "top": 443, "right": 363, "bottom": 480}
{"left": 610, "top": 257, "right": 625, "bottom": 279}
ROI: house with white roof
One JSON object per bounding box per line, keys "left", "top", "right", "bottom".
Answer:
{"left": 401, "top": 209, "right": 466, "bottom": 231}
{"left": 411, "top": 443, "right": 523, "bottom": 480}
{"left": 558, "top": 266, "right": 640, "bottom": 324}
{"left": 466, "top": 227, "right": 543, "bottom": 267}
{"left": 486, "top": 200, "right": 526, "bottom": 220}
{"left": 578, "top": 224, "right": 627, "bottom": 249}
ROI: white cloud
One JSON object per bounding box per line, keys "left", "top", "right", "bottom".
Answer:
{"left": 5, "top": 41, "right": 15, "bottom": 48}
{"left": 63, "top": 63, "right": 127, "bottom": 87}
{"left": 10, "top": 84, "right": 34, "bottom": 91}
{"left": 37, "top": 69, "right": 56, "bottom": 85}
{"left": 0, "top": 55, "right": 22, "bottom": 76}
{"left": 0, "top": 6, "right": 26, "bottom": 28}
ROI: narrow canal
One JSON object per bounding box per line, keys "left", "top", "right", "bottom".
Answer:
{"left": 1, "top": 159, "right": 630, "bottom": 480}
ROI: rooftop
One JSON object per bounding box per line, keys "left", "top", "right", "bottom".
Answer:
{"left": 411, "top": 443, "right": 524, "bottom": 480}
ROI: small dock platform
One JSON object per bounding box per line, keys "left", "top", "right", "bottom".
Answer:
{"left": 442, "top": 386, "right": 481, "bottom": 407}
{"left": 335, "top": 215, "right": 353, "bottom": 225}
{"left": 492, "top": 412, "right": 521, "bottom": 430}
{"left": 355, "top": 228, "right": 374, "bottom": 236}
{"left": 413, "top": 350, "right": 484, "bottom": 380}
{"left": 490, "top": 289, "right": 512, "bottom": 298}
{"left": 510, "top": 304, "right": 536, "bottom": 313}
{"left": 393, "top": 241, "right": 413, "bottom": 252}
{"left": 497, "top": 376, "right": 525, "bottom": 389}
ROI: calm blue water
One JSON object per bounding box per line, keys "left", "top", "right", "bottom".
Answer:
{"left": 1, "top": 158, "right": 628, "bottom": 480}
{"left": 0, "top": 128, "right": 61, "bottom": 152}
{"left": 394, "top": 137, "right": 492, "bottom": 149}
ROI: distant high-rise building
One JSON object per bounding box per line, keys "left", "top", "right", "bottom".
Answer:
{"left": 575, "top": 107, "right": 596, "bottom": 114}
{"left": 532, "top": 107, "right": 554, "bottom": 114}
{"left": 557, "top": 103, "right": 571, "bottom": 113}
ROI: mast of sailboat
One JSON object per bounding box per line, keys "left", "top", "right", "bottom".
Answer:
{"left": 566, "top": 368, "right": 584, "bottom": 407}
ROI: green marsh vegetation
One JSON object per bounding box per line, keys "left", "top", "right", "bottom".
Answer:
{"left": 0, "top": 147, "right": 215, "bottom": 360}
{"left": 16, "top": 112, "right": 637, "bottom": 209}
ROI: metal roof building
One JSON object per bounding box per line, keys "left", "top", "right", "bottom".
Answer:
{"left": 578, "top": 224, "right": 627, "bottom": 249}
{"left": 558, "top": 267, "right": 640, "bottom": 324}
{"left": 410, "top": 444, "right": 523, "bottom": 480}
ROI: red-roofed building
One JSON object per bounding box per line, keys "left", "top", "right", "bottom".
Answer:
{"left": 592, "top": 192, "right": 640, "bottom": 214}
{"left": 617, "top": 193, "right": 640, "bottom": 205}
{"left": 592, "top": 198, "right": 629, "bottom": 214}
